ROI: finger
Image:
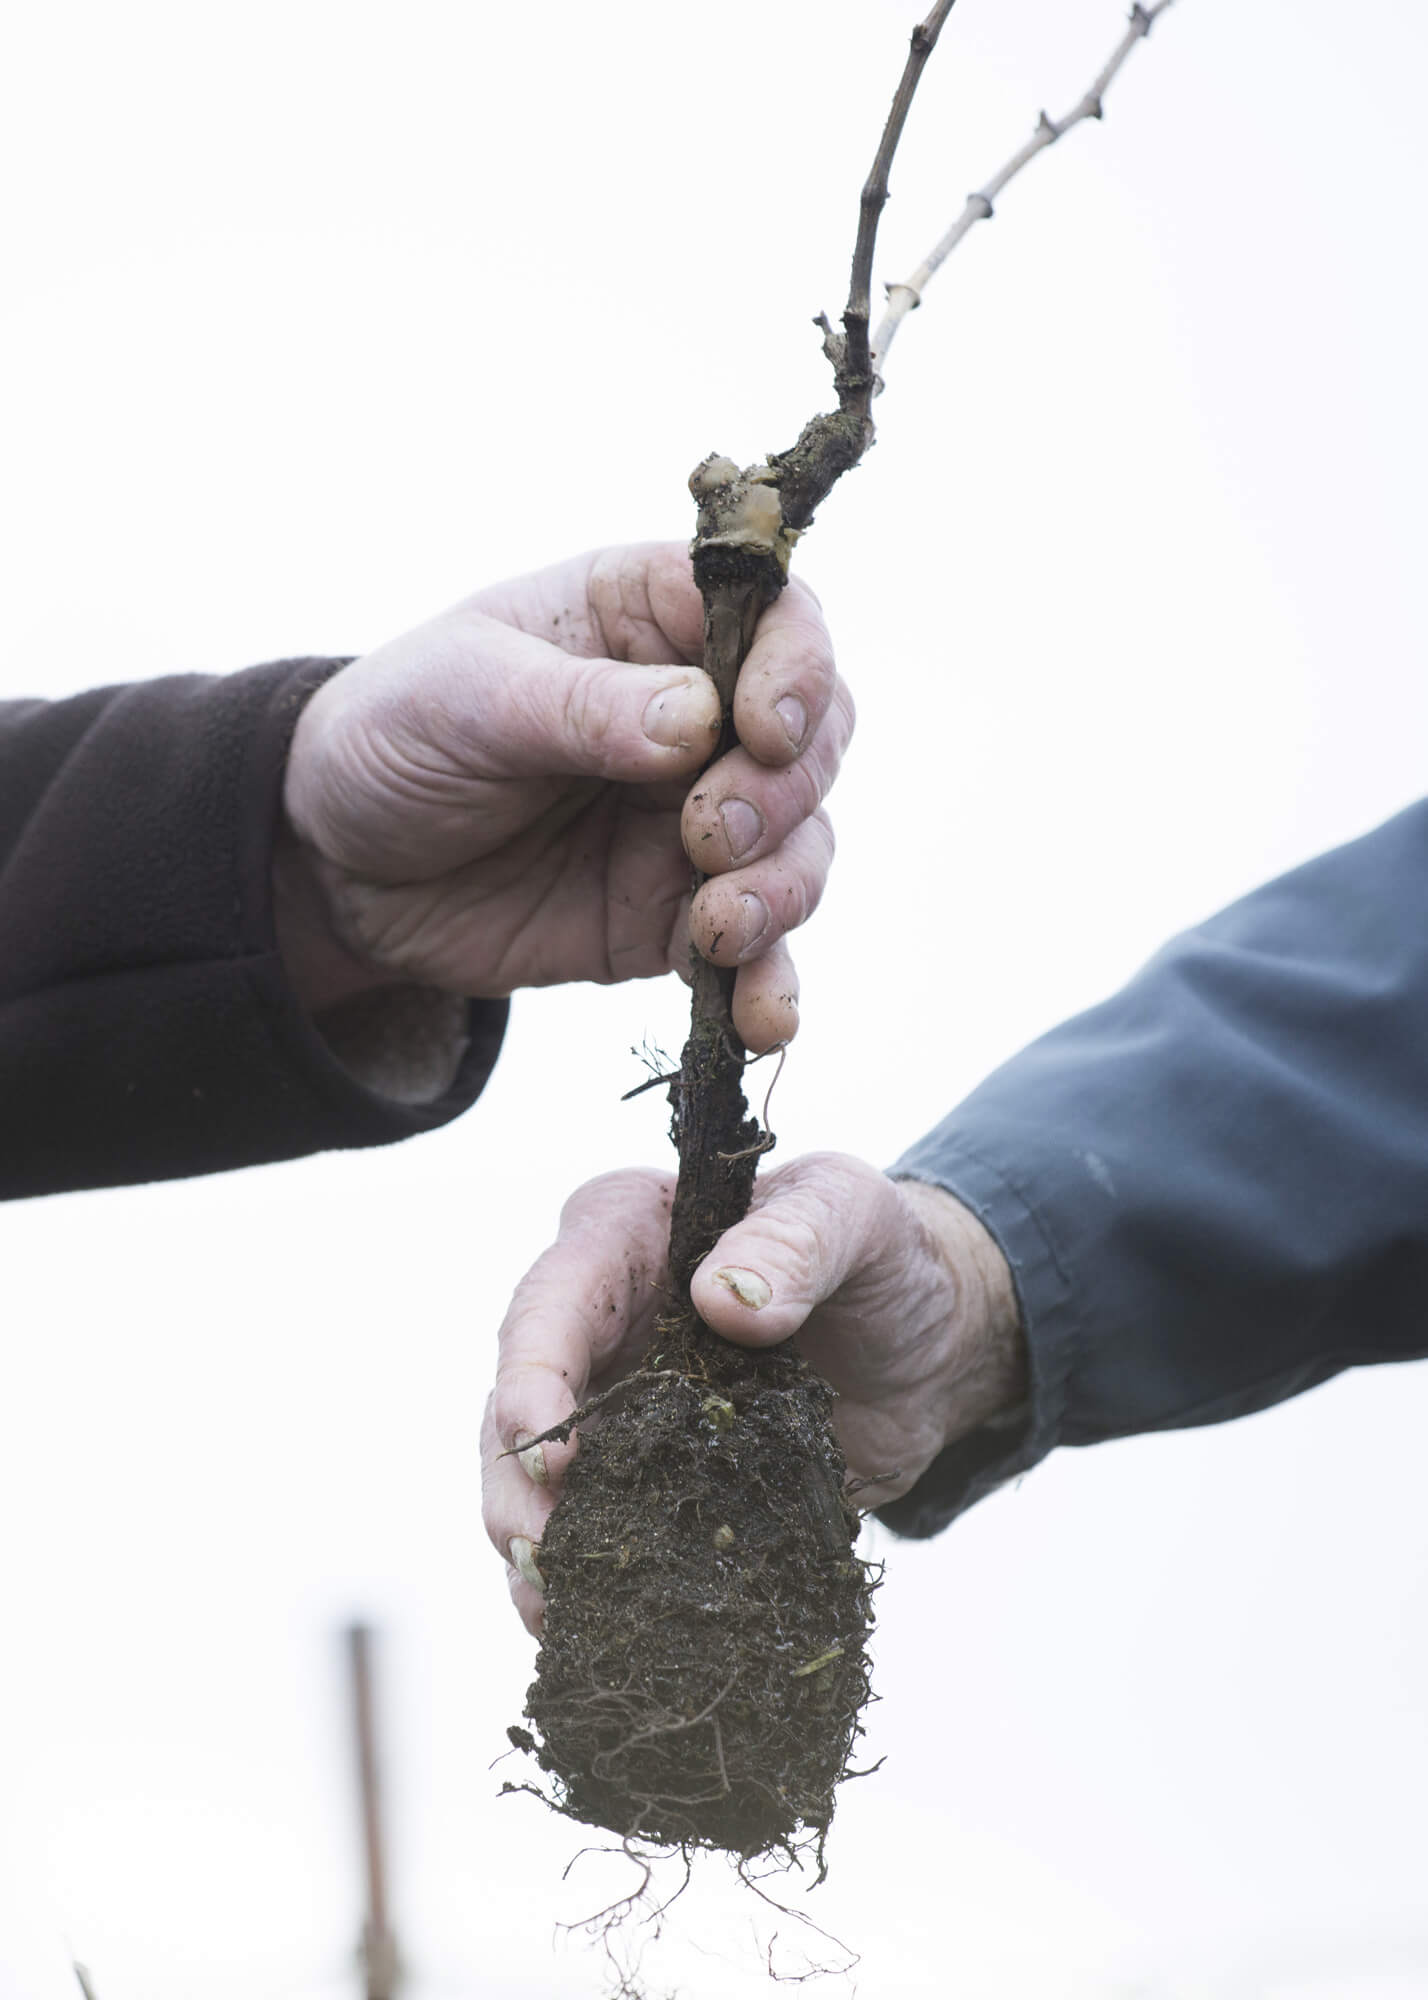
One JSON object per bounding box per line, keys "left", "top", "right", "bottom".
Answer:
{"left": 469, "top": 543, "right": 705, "bottom": 668}
{"left": 480, "top": 1167, "right": 672, "bottom": 1566}
{"left": 689, "top": 1152, "right": 906, "bottom": 1346}
{"left": 467, "top": 623, "right": 723, "bottom": 785}
{"left": 479, "top": 1392, "right": 559, "bottom": 1634}
{"left": 731, "top": 938, "right": 800, "bottom": 1054}
{"left": 580, "top": 555, "right": 841, "bottom": 781}
{"left": 506, "top": 1563, "right": 547, "bottom": 1638}
{"left": 586, "top": 543, "right": 707, "bottom": 666}
{"left": 688, "top": 811, "right": 835, "bottom": 968}
{"left": 668, "top": 915, "right": 801, "bottom": 1048}
{"left": 733, "top": 578, "right": 842, "bottom": 768}
{"left": 680, "top": 681, "right": 854, "bottom": 874}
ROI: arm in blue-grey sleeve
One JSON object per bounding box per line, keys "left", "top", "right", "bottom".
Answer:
{"left": 877, "top": 799, "right": 1428, "bottom": 1539}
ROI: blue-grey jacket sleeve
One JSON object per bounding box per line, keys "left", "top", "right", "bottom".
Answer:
{"left": 877, "top": 799, "right": 1428, "bottom": 1539}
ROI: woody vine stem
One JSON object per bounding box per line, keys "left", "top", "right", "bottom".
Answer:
{"left": 665, "top": 0, "right": 1178, "bottom": 1309}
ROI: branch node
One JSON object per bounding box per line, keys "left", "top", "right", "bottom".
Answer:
{"left": 814, "top": 310, "right": 848, "bottom": 372}
{"left": 868, "top": 0, "right": 1178, "bottom": 375}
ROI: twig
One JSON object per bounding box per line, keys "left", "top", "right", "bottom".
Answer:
{"left": 73, "top": 1968, "right": 99, "bottom": 2000}
{"left": 493, "top": 1371, "right": 689, "bottom": 1459}
{"left": 620, "top": 1067, "right": 681, "bottom": 1102}
{"left": 838, "top": 0, "right": 960, "bottom": 400}
{"left": 873, "top": 0, "right": 1177, "bottom": 370}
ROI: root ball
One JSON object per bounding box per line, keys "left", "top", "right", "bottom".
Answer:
{"left": 514, "top": 1330, "right": 877, "bottom": 1858}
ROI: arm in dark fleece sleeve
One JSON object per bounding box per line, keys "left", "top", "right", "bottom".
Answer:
{"left": 879, "top": 799, "right": 1428, "bottom": 1538}
{"left": 0, "top": 662, "right": 505, "bottom": 1201}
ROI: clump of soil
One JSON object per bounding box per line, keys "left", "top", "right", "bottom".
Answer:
{"left": 508, "top": 1311, "right": 877, "bottom": 1859}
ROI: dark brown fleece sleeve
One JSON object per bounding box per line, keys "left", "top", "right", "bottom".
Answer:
{"left": 0, "top": 661, "right": 505, "bottom": 1200}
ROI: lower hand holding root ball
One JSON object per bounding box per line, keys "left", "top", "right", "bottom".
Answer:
{"left": 480, "top": 1157, "right": 1025, "bottom": 1856}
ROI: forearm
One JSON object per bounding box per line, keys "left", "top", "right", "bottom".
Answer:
{"left": 0, "top": 665, "right": 503, "bottom": 1199}
{"left": 881, "top": 800, "right": 1428, "bottom": 1536}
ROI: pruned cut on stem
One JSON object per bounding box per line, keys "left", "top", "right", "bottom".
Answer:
{"left": 509, "top": 0, "right": 1180, "bottom": 1864}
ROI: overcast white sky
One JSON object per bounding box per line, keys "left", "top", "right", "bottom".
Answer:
{"left": 3, "top": 2, "right": 1428, "bottom": 1996}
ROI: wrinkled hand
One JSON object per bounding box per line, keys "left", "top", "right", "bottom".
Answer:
{"left": 277, "top": 543, "right": 850, "bottom": 1051}
{"left": 480, "top": 1155, "right": 1026, "bottom": 1632}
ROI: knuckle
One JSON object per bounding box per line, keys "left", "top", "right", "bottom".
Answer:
{"left": 680, "top": 778, "right": 722, "bottom": 852}
{"left": 762, "top": 1210, "right": 827, "bottom": 1297}
{"left": 559, "top": 1166, "right": 667, "bottom": 1232}
{"left": 777, "top": 747, "right": 828, "bottom": 823}
{"left": 483, "top": 1381, "right": 525, "bottom": 1451}
{"left": 807, "top": 808, "right": 837, "bottom": 870}
{"left": 801, "top": 1147, "right": 881, "bottom": 1190}
{"left": 557, "top": 658, "right": 624, "bottom": 766}
{"left": 831, "top": 676, "right": 856, "bottom": 741}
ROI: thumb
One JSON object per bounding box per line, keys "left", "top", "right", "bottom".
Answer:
{"left": 690, "top": 1153, "right": 902, "bottom": 1348}
{"left": 414, "top": 610, "right": 723, "bottom": 784}
{"left": 287, "top": 610, "right": 722, "bottom": 878}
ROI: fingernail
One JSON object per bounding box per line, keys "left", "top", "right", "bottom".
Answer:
{"left": 644, "top": 678, "right": 715, "bottom": 749}
{"left": 775, "top": 695, "right": 808, "bottom": 750}
{"left": 509, "top": 1536, "right": 545, "bottom": 1591}
{"left": 738, "top": 892, "right": 770, "bottom": 957}
{"left": 513, "top": 1429, "right": 549, "bottom": 1486}
{"left": 713, "top": 1266, "right": 772, "bottom": 1310}
{"left": 719, "top": 797, "right": 764, "bottom": 863}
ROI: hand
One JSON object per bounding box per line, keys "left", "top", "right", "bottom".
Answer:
{"left": 480, "top": 1154, "right": 1026, "bottom": 1632}
{"left": 276, "top": 543, "right": 851, "bottom": 1052}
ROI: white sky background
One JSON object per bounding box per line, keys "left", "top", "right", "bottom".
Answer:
{"left": 2, "top": 0, "right": 1427, "bottom": 1994}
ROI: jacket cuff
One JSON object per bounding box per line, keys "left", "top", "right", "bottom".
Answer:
{"left": 0, "top": 659, "right": 505, "bottom": 1199}
{"left": 875, "top": 1129, "right": 1085, "bottom": 1539}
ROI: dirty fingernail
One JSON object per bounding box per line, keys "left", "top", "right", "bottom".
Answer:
{"left": 509, "top": 1536, "right": 545, "bottom": 1591}
{"left": 714, "top": 1266, "right": 773, "bottom": 1310}
{"left": 643, "top": 678, "right": 716, "bottom": 749}
{"left": 719, "top": 797, "right": 764, "bottom": 863}
{"left": 775, "top": 695, "right": 808, "bottom": 750}
{"left": 738, "top": 892, "right": 770, "bottom": 957}
{"left": 513, "top": 1429, "right": 549, "bottom": 1486}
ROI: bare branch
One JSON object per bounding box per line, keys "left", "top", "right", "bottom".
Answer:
{"left": 667, "top": 6, "right": 1179, "bottom": 1318}
{"left": 873, "top": 0, "right": 1178, "bottom": 371}
{"left": 841, "top": 0, "right": 960, "bottom": 401}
